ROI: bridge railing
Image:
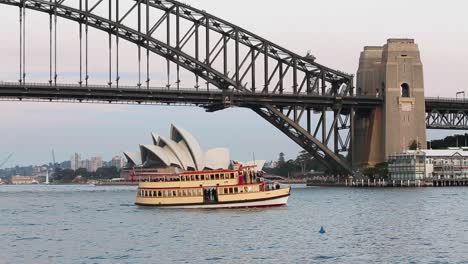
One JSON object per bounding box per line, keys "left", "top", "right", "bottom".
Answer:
{"left": 425, "top": 97, "right": 468, "bottom": 103}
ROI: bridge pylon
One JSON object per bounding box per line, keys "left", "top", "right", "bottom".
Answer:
{"left": 353, "top": 39, "right": 427, "bottom": 168}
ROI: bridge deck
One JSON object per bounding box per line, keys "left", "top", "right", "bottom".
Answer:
{"left": 425, "top": 97, "right": 468, "bottom": 111}
{"left": 0, "top": 82, "right": 382, "bottom": 109}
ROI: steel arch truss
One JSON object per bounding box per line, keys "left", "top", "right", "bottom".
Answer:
{"left": 0, "top": 0, "right": 355, "bottom": 174}
{"left": 426, "top": 110, "right": 468, "bottom": 130}
{"left": 253, "top": 105, "right": 354, "bottom": 173}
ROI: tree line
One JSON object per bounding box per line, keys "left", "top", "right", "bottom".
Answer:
{"left": 263, "top": 151, "right": 326, "bottom": 177}
{"left": 52, "top": 167, "right": 120, "bottom": 183}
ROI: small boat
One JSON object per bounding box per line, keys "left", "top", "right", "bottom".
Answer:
{"left": 135, "top": 164, "right": 291, "bottom": 209}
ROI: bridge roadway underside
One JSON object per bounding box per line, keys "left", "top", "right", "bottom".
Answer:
{"left": 0, "top": 83, "right": 382, "bottom": 111}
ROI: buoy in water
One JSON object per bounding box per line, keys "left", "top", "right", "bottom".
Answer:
{"left": 319, "top": 226, "right": 326, "bottom": 234}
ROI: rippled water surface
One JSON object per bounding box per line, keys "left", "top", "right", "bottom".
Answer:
{"left": 1, "top": 185, "right": 468, "bottom": 263}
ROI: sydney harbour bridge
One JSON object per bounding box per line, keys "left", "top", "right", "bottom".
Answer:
{"left": 0, "top": 0, "right": 467, "bottom": 175}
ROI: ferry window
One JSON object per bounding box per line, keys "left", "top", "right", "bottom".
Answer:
{"left": 158, "top": 191, "right": 162, "bottom": 197}
{"left": 181, "top": 176, "right": 185, "bottom": 181}
{"left": 173, "top": 190, "right": 177, "bottom": 197}
{"left": 191, "top": 175, "right": 195, "bottom": 181}
{"left": 215, "top": 174, "right": 220, "bottom": 180}
{"left": 230, "top": 173, "right": 234, "bottom": 179}
{"left": 189, "top": 189, "right": 193, "bottom": 196}
{"left": 229, "top": 188, "right": 233, "bottom": 194}
{"left": 164, "top": 190, "right": 169, "bottom": 197}
{"left": 201, "top": 175, "right": 205, "bottom": 180}
{"left": 234, "top": 187, "right": 238, "bottom": 193}
{"left": 196, "top": 175, "right": 200, "bottom": 181}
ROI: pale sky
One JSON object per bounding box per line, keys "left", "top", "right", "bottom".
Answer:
{"left": 0, "top": 0, "right": 467, "bottom": 167}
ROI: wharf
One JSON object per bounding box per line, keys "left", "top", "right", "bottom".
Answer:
{"left": 308, "top": 178, "right": 468, "bottom": 188}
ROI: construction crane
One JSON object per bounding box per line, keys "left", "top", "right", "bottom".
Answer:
{"left": 0, "top": 153, "right": 14, "bottom": 169}
{"left": 51, "top": 149, "right": 56, "bottom": 167}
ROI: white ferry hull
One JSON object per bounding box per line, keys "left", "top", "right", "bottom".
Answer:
{"left": 137, "top": 195, "right": 289, "bottom": 209}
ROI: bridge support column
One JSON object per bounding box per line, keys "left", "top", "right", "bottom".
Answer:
{"left": 353, "top": 39, "right": 427, "bottom": 168}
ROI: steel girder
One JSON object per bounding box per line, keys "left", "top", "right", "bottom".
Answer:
{"left": 252, "top": 105, "right": 354, "bottom": 174}
{"left": 426, "top": 110, "right": 468, "bottom": 130}
{"left": 0, "top": 0, "right": 238, "bottom": 89}
{"left": 0, "top": 0, "right": 356, "bottom": 174}
{"left": 426, "top": 98, "right": 468, "bottom": 130}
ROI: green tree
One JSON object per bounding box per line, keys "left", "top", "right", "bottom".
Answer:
{"left": 75, "top": 168, "right": 91, "bottom": 178}
{"left": 276, "top": 159, "right": 300, "bottom": 178}
{"left": 375, "top": 162, "right": 389, "bottom": 179}
{"left": 94, "top": 167, "right": 120, "bottom": 179}
{"left": 409, "top": 140, "right": 421, "bottom": 150}
{"left": 294, "top": 150, "right": 325, "bottom": 173}
{"left": 53, "top": 168, "right": 75, "bottom": 183}
{"left": 363, "top": 167, "right": 377, "bottom": 179}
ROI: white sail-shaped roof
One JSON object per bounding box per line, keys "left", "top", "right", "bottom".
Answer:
{"left": 139, "top": 144, "right": 182, "bottom": 168}
{"left": 158, "top": 136, "right": 196, "bottom": 171}
{"left": 203, "top": 148, "right": 230, "bottom": 170}
{"left": 151, "top": 132, "right": 159, "bottom": 145}
{"left": 170, "top": 124, "right": 204, "bottom": 170}
{"left": 123, "top": 152, "right": 142, "bottom": 167}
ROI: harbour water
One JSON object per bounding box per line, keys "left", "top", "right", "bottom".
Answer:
{"left": 1, "top": 185, "right": 468, "bottom": 263}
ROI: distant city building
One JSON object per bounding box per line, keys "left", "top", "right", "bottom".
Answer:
{"left": 388, "top": 147, "right": 468, "bottom": 181}
{"left": 10, "top": 175, "right": 37, "bottom": 185}
{"left": 111, "top": 156, "right": 124, "bottom": 169}
{"left": 71, "top": 153, "right": 104, "bottom": 172}
{"left": 70, "top": 153, "right": 81, "bottom": 170}
{"left": 90, "top": 156, "right": 103, "bottom": 172}
{"left": 388, "top": 151, "right": 429, "bottom": 181}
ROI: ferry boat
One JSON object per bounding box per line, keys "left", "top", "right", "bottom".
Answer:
{"left": 135, "top": 164, "right": 291, "bottom": 209}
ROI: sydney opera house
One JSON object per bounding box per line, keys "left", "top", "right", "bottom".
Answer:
{"left": 121, "top": 124, "right": 264, "bottom": 180}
